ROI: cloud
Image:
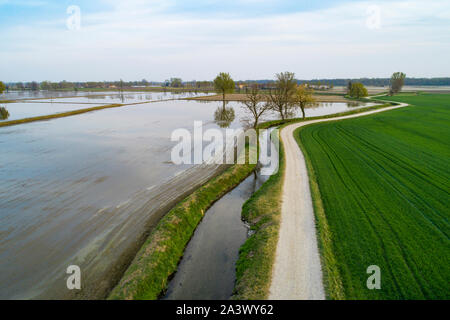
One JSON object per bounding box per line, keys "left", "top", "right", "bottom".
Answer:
{"left": 1, "top": 0, "right": 449, "bottom": 81}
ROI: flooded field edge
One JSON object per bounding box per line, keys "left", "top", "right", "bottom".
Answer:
{"left": 42, "top": 164, "right": 231, "bottom": 299}
{"left": 108, "top": 163, "right": 256, "bottom": 300}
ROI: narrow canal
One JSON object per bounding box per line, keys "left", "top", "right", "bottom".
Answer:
{"left": 164, "top": 129, "right": 277, "bottom": 300}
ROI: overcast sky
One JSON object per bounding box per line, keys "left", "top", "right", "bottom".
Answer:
{"left": 1, "top": 0, "right": 449, "bottom": 82}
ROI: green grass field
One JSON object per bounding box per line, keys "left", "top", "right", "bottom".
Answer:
{"left": 296, "top": 94, "right": 450, "bottom": 299}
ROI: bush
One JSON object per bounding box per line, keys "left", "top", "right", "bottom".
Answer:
{"left": 349, "top": 83, "right": 368, "bottom": 98}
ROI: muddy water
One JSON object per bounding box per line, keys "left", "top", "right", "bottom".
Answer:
{"left": 0, "top": 99, "right": 371, "bottom": 299}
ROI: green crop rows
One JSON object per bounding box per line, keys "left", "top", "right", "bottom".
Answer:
{"left": 296, "top": 94, "right": 450, "bottom": 299}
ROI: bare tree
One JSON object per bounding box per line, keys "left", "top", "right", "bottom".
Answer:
{"left": 267, "top": 72, "right": 297, "bottom": 120}
{"left": 241, "top": 84, "right": 270, "bottom": 129}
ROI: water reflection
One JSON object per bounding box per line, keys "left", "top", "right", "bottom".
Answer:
{"left": 214, "top": 102, "right": 235, "bottom": 128}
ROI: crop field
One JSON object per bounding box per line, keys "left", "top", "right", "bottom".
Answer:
{"left": 296, "top": 94, "right": 450, "bottom": 299}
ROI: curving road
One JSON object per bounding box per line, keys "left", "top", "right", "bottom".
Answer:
{"left": 269, "top": 101, "right": 408, "bottom": 300}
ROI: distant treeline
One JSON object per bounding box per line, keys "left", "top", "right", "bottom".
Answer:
{"left": 4, "top": 77, "right": 450, "bottom": 91}
{"left": 251, "top": 78, "right": 450, "bottom": 87}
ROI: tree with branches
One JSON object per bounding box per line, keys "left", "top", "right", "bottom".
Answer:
{"left": 390, "top": 72, "right": 406, "bottom": 95}
{"left": 214, "top": 72, "right": 235, "bottom": 102}
{"left": 349, "top": 82, "right": 368, "bottom": 98}
{"left": 267, "top": 72, "right": 297, "bottom": 120}
{"left": 241, "top": 84, "right": 270, "bottom": 129}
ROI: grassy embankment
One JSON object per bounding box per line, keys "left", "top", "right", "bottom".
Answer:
{"left": 232, "top": 101, "right": 396, "bottom": 299}
{"left": 233, "top": 130, "right": 285, "bottom": 299}
{"left": 109, "top": 147, "right": 257, "bottom": 300}
{"left": 295, "top": 93, "right": 450, "bottom": 299}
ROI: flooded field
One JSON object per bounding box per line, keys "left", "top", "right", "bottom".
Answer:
{"left": 0, "top": 102, "right": 106, "bottom": 121}
{"left": 0, "top": 90, "right": 211, "bottom": 101}
{"left": 0, "top": 90, "right": 94, "bottom": 101}
{"left": 0, "top": 91, "right": 214, "bottom": 122}
{"left": 26, "top": 91, "right": 210, "bottom": 105}
{"left": 304, "top": 101, "right": 376, "bottom": 117}
{"left": 0, "top": 98, "right": 373, "bottom": 299}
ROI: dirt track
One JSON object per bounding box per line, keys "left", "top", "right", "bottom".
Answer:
{"left": 269, "top": 101, "right": 408, "bottom": 300}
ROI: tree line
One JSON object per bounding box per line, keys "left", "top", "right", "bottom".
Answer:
{"left": 2, "top": 73, "right": 442, "bottom": 93}
{"left": 213, "top": 71, "right": 407, "bottom": 128}
{"left": 252, "top": 77, "right": 450, "bottom": 87}
{"left": 214, "top": 72, "right": 316, "bottom": 129}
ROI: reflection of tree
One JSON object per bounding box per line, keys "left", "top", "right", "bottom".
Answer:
{"left": 347, "top": 102, "right": 360, "bottom": 108}
{"left": 0, "top": 106, "right": 10, "bottom": 120}
{"left": 214, "top": 102, "right": 235, "bottom": 128}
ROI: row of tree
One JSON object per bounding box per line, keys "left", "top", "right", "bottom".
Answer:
{"left": 346, "top": 72, "right": 406, "bottom": 98}
{"left": 213, "top": 71, "right": 407, "bottom": 128}
{"left": 213, "top": 72, "right": 317, "bottom": 128}
{"left": 0, "top": 72, "right": 412, "bottom": 94}
{"left": 5, "top": 79, "right": 159, "bottom": 91}
{"left": 256, "top": 77, "right": 447, "bottom": 87}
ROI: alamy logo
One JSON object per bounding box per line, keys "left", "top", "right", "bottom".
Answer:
{"left": 366, "top": 5, "right": 381, "bottom": 30}
{"left": 66, "top": 265, "right": 81, "bottom": 290}
{"left": 171, "top": 121, "right": 279, "bottom": 176}
{"left": 367, "top": 265, "right": 381, "bottom": 290}
{"left": 66, "top": 5, "right": 81, "bottom": 31}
